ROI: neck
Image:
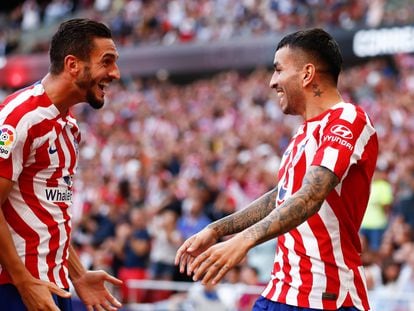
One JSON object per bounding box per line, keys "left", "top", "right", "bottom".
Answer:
{"left": 304, "top": 87, "right": 343, "bottom": 120}
{"left": 41, "top": 73, "right": 82, "bottom": 115}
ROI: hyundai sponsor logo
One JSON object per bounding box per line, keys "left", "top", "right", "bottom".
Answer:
{"left": 330, "top": 125, "right": 353, "bottom": 139}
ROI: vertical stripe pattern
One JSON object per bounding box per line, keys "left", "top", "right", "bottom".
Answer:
{"left": 264, "top": 102, "right": 378, "bottom": 310}
{"left": 0, "top": 83, "right": 79, "bottom": 288}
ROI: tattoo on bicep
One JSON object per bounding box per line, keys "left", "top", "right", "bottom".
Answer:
{"left": 243, "top": 166, "right": 339, "bottom": 245}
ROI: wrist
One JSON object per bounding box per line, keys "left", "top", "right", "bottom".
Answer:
{"left": 241, "top": 228, "right": 260, "bottom": 249}
{"left": 68, "top": 245, "right": 87, "bottom": 283}
{"left": 206, "top": 223, "right": 221, "bottom": 242}
{"left": 69, "top": 264, "right": 87, "bottom": 283}
{"left": 10, "top": 268, "right": 33, "bottom": 287}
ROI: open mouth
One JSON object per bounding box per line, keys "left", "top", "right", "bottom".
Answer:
{"left": 98, "top": 82, "right": 109, "bottom": 92}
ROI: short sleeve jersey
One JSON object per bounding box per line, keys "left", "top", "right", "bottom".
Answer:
{"left": 0, "top": 83, "right": 80, "bottom": 288}
{"left": 262, "top": 102, "right": 378, "bottom": 311}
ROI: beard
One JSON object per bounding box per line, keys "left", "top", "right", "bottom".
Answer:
{"left": 86, "top": 89, "right": 104, "bottom": 110}
{"left": 75, "top": 66, "right": 105, "bottom": 110}
{"left": 282, "top": 84, "right": 306, "bottom": 116}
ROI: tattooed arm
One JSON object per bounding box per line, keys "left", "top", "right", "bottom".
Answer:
{"left": 241, "top": 165, "right": 339, "bottom": 246}
{"left": 187, "top": 165, "right": 339, "bottom": 284}
{"left": 175, "top": 187, "right": 277, "bottom": 271}
{"left": 207, "top": 186, "right": 278, "bottom": 238}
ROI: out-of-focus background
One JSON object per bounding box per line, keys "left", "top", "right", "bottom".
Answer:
{"left": 1, "top": 1, "right": 414, "bottom": 310}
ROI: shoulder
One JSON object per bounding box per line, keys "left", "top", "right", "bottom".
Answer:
{"left": 321, "top": 102, "right": 376, "bottom": 138}
{"left": 325, "top": 102, "right": 370, "bottom": 124}
{"left": 1, "top": 84, "right": 56, "bottom": 126}
{"left": 314, "top": 102, "right": 378, "bottom": 157}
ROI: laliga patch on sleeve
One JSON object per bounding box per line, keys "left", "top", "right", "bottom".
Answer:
{"left": 0, "top": 125, "right": 17, "bottom": 159}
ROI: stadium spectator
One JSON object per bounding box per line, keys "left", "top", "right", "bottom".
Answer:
{"left": 360, "top": 166, "right": 394, "bottom": 252}
{"left": 237, "top": 265, "right": 263, "bottom": 311}
{"left": 395, "top": 242, "right": 414, "bottom": 293}
{"left": 116, "top": 207, "right": 151, "bottom": 302}
{"left": 148, "top": 206, "right": 183, "bottom": 301}
{"left": 2, "top": 0, "right": 414, "bottom": 55}
{"left": 178, "top": 194, "right": 211, "bottom": 241}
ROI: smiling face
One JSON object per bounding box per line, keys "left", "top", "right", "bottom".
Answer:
{"left": 269, "top": 46, "right": 307, "bottom": 116}
{"left": 75, "top": 37, "right": 120, "bottom": 109}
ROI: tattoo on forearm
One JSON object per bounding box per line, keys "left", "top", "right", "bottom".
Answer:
{"left": 209, "top": 187, "right": 278, "bottom": 237}
{"left": 242, "top": 166, "right": 339, "bottom": 245}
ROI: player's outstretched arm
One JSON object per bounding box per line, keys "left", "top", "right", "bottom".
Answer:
{"left": 68, "top": 245, "right": 123, "bottom": 311}
{"left": 175, "top": 187, "right": 278, "bottom": 274}
{"left": 188, "top": 166, "right": 339, "bottom": 285}
{"left": 208, "top": 187, "right": 278, "bottom": 238}
{"left": 242, "top": 165, "right": 339, "bottom": 245}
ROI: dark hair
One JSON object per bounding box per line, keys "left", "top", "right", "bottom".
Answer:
{"left": 276, "top": 28, "right": 343, "bottom": 84}
{"left": 49, "top": 18, "right": 113, "bottom": 74}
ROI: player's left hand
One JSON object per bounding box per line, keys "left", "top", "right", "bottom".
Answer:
{"left": 189, "top": 233, "right": 249, "bottom": 285}
{"left": 72, "top": 270, "right": 123, "bottom": 311}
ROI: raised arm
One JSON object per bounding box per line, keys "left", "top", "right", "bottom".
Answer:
{"left": 189, "top": 165, "right": 339, "bottom": 284}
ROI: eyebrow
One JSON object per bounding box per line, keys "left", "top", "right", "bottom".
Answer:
{"left": 102, "top": 52, "right": 119, "bottom": 60}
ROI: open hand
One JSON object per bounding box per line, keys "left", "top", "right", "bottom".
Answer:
{"left": 72, "top": 270, "right": 123, "bottom": 311}
{"left": 175, "top": 227, "right": 218, "bottom": 275}
{"left": 189, "top": 234, "right": 249, "bottom": 285}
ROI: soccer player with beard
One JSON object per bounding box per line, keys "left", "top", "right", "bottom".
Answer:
{"left": 0, "top": 19, "right": 122, "bottom": 310}
{"left": 176, "top": 28, "right": 378, "bottom": 311}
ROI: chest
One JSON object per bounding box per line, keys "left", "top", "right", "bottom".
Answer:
{"left": 24, "top": 118, "right": 80, "bottom": 178}
{"left": 279, "top": 123, "right": 321, "bottom": 173}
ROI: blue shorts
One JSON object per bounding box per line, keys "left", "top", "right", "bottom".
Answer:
{"left": 252, "top": 296, "right": 361, "bottom": 311}
{"left": 0, "top": 283, "right": 73, "bottom": 311}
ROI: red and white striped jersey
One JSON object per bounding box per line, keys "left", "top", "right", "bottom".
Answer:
{"left": 262, "top": 102, "right": 378, "bottom": 310}
{"left": 0, "top": 83, "right": 80, "bottom": 288}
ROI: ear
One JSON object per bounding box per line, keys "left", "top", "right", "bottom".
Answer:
{"left": 63, "top": 55, "right": 81, "bottom": 76}
{"left": 302, "top": 63, "right": 316, "bottom": 87}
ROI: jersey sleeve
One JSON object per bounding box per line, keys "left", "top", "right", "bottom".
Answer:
{"left": 312, "top": 105, "right": 375, "bottom": 181}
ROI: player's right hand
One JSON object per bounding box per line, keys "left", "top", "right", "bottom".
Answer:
{"left": 175, "top": 227, "right": 218, "bottom": 275}
{"left": 15, "top": 276, "right": 71, "bottom": 311}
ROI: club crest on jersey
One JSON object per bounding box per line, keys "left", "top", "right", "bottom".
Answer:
{"left": 63, "top": 175, "right": 73, "bottom": 189}
{"left": 0, "top": 125, "right": 17, "bottom": 159}
{"left": 277, "top": 178, "right": 289, "bottom": 206}
{"left": 278, "top": 186, "right": 287, "bottom": 201}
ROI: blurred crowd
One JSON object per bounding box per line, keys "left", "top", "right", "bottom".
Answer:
{"left": 60, "top": 53, "right": 414, "bottom": 309}
{"left": 1, "top": 0, "right": 414, "bottom": 55}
